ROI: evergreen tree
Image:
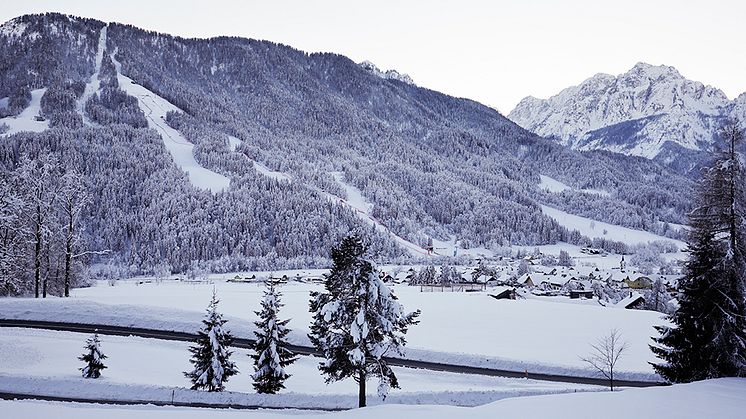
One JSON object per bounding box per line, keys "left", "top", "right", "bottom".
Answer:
{"left": 405, "top": 268, "right": 416, "bottom": 284}
{"left": 416, "top": 264, "right": 436, "bottom": 285}
{"left": 184, "top": 290, "right": 238, "bottom": 391}
{"left": 558, "top": 250, "right": 574, "bottom": 267}
{"left": 309, "top": 234, "right": 420, "bottom": 407}
{"left": 250, "top": 280, "right": 298, "bottom": 394}
{"left": 438, "top": 264, "right": 453, "bottom": 285}
{"left": 79, "top": 333, "right": 107, "bottom": 379}
{"left": 651, "top": 121, "right": 746, "bottom": 382}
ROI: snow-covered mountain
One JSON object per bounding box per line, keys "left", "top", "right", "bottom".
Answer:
{"left": 509, "top": 63, "right": 741, "bottom": 163}
{"left": 0, "top": 14, "right": 694, "bottom": 274}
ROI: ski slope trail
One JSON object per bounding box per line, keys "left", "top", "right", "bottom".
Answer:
{"left": 110, "top": 52, "right": 230, "bottom": 193}
{"left": 227, "top": 135, "right": 291, "bottom": 181}
{"left": 76, "top": 25, "right": 107, "bottom": 125}
{"left": 330, "top": 172, "right": 432, "bottom": 257}
{"left": 223, "top": 138, "right": 425, "bottom": 256}
{"left": 0, "top": 88, "right": 49, "bottom": 136}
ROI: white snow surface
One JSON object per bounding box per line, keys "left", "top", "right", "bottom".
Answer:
{"left": 226, "top": 135, "right": 241, "bottom": 152}
{"left": 0, "top": 327, "right": 593, "bottom": 409}
{"left": 1, "top": 378, "right": 743, "bottom": 418}
{"left": 0, "top": 88, "right": 49, "bottom": 136}
{"left": 110, "top": 52, "right": 230, "bottom": 193}
{"left": 538, "top": 175, "right": 571, "bottom": 193}
{"left": 538, "top": 175, "right": 610, "bottom": 196}
{"left": 0, "top": 279, "right": 667, "bottom": 380}
{"left": 541, "top": 204, "right": 684, "bottom": 248}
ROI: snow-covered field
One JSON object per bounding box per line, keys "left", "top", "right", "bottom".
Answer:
{"left": 541, "top": 204, "right": 684, "bottom": 248}
{"left": 0, "top": 88, "right": 49, "bottom": 136}
{"left": 2, "top": 378, "right": 743, "bottom": 419}
{"left": 0, "top": 278, "right": 667, "bottom": 380}
{"left": 538, "top": 174, "right": 610, "bottom": 196}
{"left": 0, "top": 327, "right": 593, "bottom": 408}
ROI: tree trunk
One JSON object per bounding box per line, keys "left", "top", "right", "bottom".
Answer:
{"left": 358, "top": 369, "right": 366, "bottom": 408}
{"left": 34, "top": 208, "right": 41, "bottom": 298}
{"left": 64, "top": 214, "right": 73, "bottom": 297}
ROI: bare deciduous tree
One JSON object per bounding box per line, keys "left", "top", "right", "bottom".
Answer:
{"left": 59, "top": 170, "right": 89, "bottom": 297}
{"left": 580, "top": 329, "right": 628, "bottom": 391}
{"left": 18, "top": 154, "right": 62, "bottom": 298}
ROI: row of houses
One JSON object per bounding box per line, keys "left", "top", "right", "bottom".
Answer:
{"left": 517, "top": 265, "right": 678, "bottom": 293}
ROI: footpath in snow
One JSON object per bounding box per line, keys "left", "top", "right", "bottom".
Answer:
{"left": 329, "top": 172, "right": 432, "bottom": 257}
{"left": 227, "top": 135, "right": 291, "bottom": 182}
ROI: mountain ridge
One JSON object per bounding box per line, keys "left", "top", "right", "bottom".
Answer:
{"left": 508, "top": 62, "right": 741, "bottom": 169}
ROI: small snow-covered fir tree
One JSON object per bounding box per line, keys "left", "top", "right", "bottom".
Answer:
{"left": 184, "top": 290, "right": 238, "bottom": 391}
{"left": 309, "top": 234, "right": 420, "bottom": 407}
{"left": 79, "top": 333, "right": 107, "bottom": 378}
{"left": 250, "top": 280, "right": 298, "bottom": 393}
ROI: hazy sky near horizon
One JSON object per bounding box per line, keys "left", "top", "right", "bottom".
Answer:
{"left": 2, "top": 0, "right": 745, "bottom": 113}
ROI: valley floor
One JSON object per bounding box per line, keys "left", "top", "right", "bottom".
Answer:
{"left": 0, "top": 274, "right": 665, "bottom": 380}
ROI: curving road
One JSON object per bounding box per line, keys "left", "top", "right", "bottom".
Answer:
{"left": 0, "top": 319, "right": 664, "bottom": 389}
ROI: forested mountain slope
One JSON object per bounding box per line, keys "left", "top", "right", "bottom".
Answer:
{"left": 0, "top": 13, "right": 693, "bottom": 279}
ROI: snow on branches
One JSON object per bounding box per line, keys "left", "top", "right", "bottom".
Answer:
{"left": 309, "top": 234, "right": 420, "bottom": 407}
{"left": 184, "top": 290, "right": 238, "bottom": 391}
{"left": 79, "top": 332, "right": 107, "bottom": 379}
{"left": 250, "top": 279, "right": 297, "bottom": 394}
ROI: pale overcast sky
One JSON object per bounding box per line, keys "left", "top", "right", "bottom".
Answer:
{"left": 2, "top": 0, "right": 745, "bottom": 113}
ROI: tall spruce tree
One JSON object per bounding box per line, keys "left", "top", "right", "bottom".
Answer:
{"left": 184, "top": 290, "right": 238, "bottom": 391}
{"left": 79, "top": 333, "right": 107, "bottom": 379}
{"left": 651, "top": 121, "right": 746, "bottom": 382}
{"left": 250, "top": 279, "right": 298, "bottom": 394}
{"left": 309, "top": 234, "right": 420, "bottom": 407}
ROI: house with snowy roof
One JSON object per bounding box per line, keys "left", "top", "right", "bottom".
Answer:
{"left": 617, "top": 292, "right": 645, "bottom": 309}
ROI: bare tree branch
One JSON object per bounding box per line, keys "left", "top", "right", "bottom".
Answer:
{"left": 580, "top": 328, "right": 627, "bottom": 391}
